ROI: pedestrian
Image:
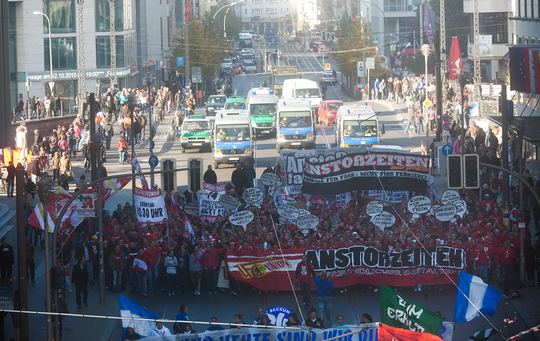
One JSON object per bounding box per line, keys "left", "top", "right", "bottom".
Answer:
{"left": 332, "top": 314, "right": 346, "bottom": 327}
{"left": 207, "top": 316, "right": 223, "bottom": 331}
{"left": 201, "top": 242, "right": 220, "bottom": 295}
{"left": 189, "top": 245, "right": 203, "bottom": 295}
{"left": 304, "top": 309, "right": 324, "bottom": 329}
{"left": 5, "top": 162, "right": 15, "bottom": 197}
{"left": 173, "top": 304, "right": 190, "bottom": 334}
{"left": 109, "top": 245, "right": 126, "bottom": 292}
{"left": 164, "top": 250, "right": 178, "bottom": 296}
{"left": 295, "top": 256, "right": 314, "bottom": 308}
{"left": 59, "top": 151, "right": 72, "bottom": 181}
{"left": 203, "top": 165, "right": 217, "bottom": 185}
{"left": 151, "top": 321, "right": 172, "bottom": 336}
{"left": 314, "top": 271, "right": 334, "bottom": 324}
{"left": 0, "top": 238, "right": 14, "bottom": 282}
{"left": 72, "top": 256, "right": 89, "bottom": 309}
{"left": 118, "top": 137, "right": 128, "bottom": 164}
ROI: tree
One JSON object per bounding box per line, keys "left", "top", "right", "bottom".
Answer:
{"left": 333, "top": 17, "right": 388, "bottom": 84}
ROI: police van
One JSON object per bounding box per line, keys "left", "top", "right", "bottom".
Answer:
{"left": 281, "top": 78, "right": 323, "bottom": 113}
{"left": 212, "top": 110, "right": 253, "bottom": 168}
{"left": 334, "top": 103, "right": 384, "bottom": 147}
{"left": 276, "top": 99, "right": 316, "bottom": 151}
{"left": 246, "top": 87, "right": 278, "bottom": 137}
{"left": 179, "top": 114, "right": 213, "bottom": 152}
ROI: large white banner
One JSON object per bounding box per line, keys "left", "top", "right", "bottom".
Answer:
{"left": 134, "top": 188, "right": 168, "bottom": 223}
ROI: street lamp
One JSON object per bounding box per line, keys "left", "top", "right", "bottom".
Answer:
{"left": 421, "top": 43, "right": 431, "bottom": 137}
{"left": 33, "top": 10, "right": 55, "bottom": 97}
{"left": 211, "top": 0, "right": 244, "bottom": 38}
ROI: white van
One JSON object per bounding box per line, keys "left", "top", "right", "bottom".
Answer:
{"left": 282, "top": 79, "right": 322, "bottom": 112}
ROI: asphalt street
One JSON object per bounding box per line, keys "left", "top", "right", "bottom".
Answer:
{"left": 3, "top": 45, "right": 538, "bottom": 341}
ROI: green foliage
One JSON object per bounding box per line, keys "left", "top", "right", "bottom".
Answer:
{"left": 333, "top": 18, "right": 388, "bottom": 79}
{"left": 401, "top": 53, "right": 435, "bottom": 75}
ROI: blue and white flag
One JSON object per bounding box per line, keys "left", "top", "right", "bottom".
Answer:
{"left": 265, "top": 306, "right": 291, "bottom": 327}
{"left": 118, "top": 294, "right": 158, "bottom": 336}
{"left": 454, "top": 272, "right": 502, "bottom": 323}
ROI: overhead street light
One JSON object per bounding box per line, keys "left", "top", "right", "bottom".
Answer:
{"left": 211, "top": 0, "right": 245, "bottom": 38}
{"left": 33, "top": 10, "right": 55, "bottom": 97}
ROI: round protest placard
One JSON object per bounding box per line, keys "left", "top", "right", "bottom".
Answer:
{"left": 219, "top": 194, "right": 239, "bottom": 211}
{"left": 366, "top": 201, "right": 384, "bottom": 217}
{"left": 183, "top": 203, "right": 199, "bottom": 216}
{"left": 243, "top": 187, "right": 264, "bottom": 207}
{"left": 371, "top": 211, "right": 396, "bottom": 229}
{"left": 228, "top": 210, "right": 254, "bottom": 230}
{"left": 429, "top": 204, "right": 440, "bottom": 216}
{"left": 297, "top": 208, "right": 310, "bottom": 218}
{"left": 452, "top": 199, "right": 467, "bottom": 218}
{"left": 277, "top": 205, "right": 300, "bottom": 221}
{"left": 435, "top": 205, "right": 457, "bottom": 222}
{"left": 441, "top": 190, "right": 460, "bottom": 205}
{"left": 407, "top": 196, "right": 432, "bottom": 217}
{"left": 296, "top": 214, "right": 320, "bottom": 230}
{"left": 260, "top": 173, "right": 281, "bottom": 186}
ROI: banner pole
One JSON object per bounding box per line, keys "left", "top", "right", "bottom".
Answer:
{"left": 97, "top": 180, "right": 105, "bottom": 304}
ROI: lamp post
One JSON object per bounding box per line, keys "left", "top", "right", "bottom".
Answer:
{"left": 421, "top": 43, "right": 431, "bottom": 137}
{"left": 37, "top": 175, "right": 53, "bottom": 341}
{"left": 33, "top": 10, "right": 54, "bottom": 97}
{"left": 212, "top": 0, "right": 244, "bottom": 38}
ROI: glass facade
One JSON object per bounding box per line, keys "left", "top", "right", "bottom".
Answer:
{"left": 95, "top": 0, "right": 124, "bottom": 31}
{"left": 479, "top": 12, "right": 508, "bottom": 44}
{"left": 44, "top": 38, "right": 77, "bottom": 70}
{"left": 43, "top": 0, "right": 76, "bottom": 33}
{"left": 9, "top": 2, "right": 17, "bottom": 103}
{"left": 95, "top": 36, "right": 125, "bottom": 68}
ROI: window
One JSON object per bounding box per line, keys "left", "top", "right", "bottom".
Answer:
{"left": 479, "top": 12, "right": 508, "bottom": 44}
{"left": 95, "top": 0, "right": 124, "bottom": 32}
{"left": 43, "top": 0, "right": 75, "bottom": 33}
{"left": 44, "top": 38, "right": 77, "bottom": 70}
{"left": 95, "top": 36, "right": 125, "bottom": 68}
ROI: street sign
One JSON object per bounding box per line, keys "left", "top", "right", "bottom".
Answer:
{"left": 518, "top": 222, "right": 526, "bottom": 229}
{"left": 357, "top": 61, "right": 365, "bottom": 78}
{"left": 325, "top": 63, "right": 331, "bottom": 71}
{"left": 365, "top": 57, "right": 375, "bottom": 69}
{"left": 149, "top": 154, "right": 159, "bottom": 169}
{"left": 176, "top": 57, "right": 185, "bottom": 67}
{"left": 75, "top": 193, "right": 96, "bottom": 218}
{"left": 423, "top": 99, "right": 432, "bottom": 107}
{"left": 191, "top": 67, "right": 202, "bottom": 83}
{"left": 441, "top": 144, "right": 452, "bottom": 156}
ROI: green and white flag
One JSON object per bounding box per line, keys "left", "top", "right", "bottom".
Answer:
{"left": 380, "top": 285, "right": 444, "bottom": 335}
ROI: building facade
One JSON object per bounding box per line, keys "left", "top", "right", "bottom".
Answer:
{"left": 8, "top": 0, "right": 173, "bottom": 113}
{"left": 236, "top": 0, "right": 296, "bottom": 34}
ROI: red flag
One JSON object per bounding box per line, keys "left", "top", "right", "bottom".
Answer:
{"left": 448, "top": 36, "right": 463, "bottom": 80}
{"left": 379, "top": 324, "right": 443, "bottom": 341}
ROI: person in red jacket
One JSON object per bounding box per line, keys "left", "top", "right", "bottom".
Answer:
{"left": 295, "top": 256, "right": 314, "bottom": 308}
{"left": 472, "top": 244, "right": 491, "bottom": 282}
{"left": 495, "top": 240, "right": 518, "bottom": 296}
{"left": 201, "top": 243, "right": 221, "bottom": 295}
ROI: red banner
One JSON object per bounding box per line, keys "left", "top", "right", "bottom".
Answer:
{"left": 226, "top": 245, "right": 465, "bottom": 291}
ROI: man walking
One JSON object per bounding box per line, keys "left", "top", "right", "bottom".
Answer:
{"left": 5, "top": 162, "right": 15, "bottom": 197}
{"left": 72, "top": 256, "right": 89, "bottom": 309}
{"left": 0, "top": 238, "right": 14, "bottom": 282}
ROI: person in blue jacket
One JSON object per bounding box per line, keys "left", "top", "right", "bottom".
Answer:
{"left": 314, "top": 271, "right": 334, "bottom": 324}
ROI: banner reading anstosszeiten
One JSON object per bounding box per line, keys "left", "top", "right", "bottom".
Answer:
{"left": 301, "top": 150, "right": 430, "bottom": 195}
{"left": 226, "top": 245, "right": 465, "bottom": 291}
{"left": 134, "top": 187, "right": 168, "bottom": 223}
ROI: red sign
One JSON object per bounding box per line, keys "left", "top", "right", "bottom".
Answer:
{"left": 226, "top": 245, "right": 466, "bottom": 291}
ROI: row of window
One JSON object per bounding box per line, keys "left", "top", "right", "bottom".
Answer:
{"left": 246, "top": 7, "right": 289, "bottom": 14}
{"left": 517, "top": 0, "right": 540, "bottom": 19}
{"left": 44, "top": 37, "right": 126, "bottom": 70}
{"left": 41, "top": 0, "right": 130, "bottom": 34}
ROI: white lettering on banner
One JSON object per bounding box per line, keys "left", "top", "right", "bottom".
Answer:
{"left": 303, "top": 170, "right": 429, "bottom": 183}
{"left": 197, "top": 189, "right": 226, "bottom": 222}
{"left": 140, "top": 324, "right": 379, "bottom": 341}
{"left": 134, "top": 188, "right": 168, "bottom": 223}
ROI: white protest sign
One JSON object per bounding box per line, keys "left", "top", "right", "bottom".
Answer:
{"left": 442, "top": 190, "right": 460, "bottom": 205}
{"left": 407, "top": 195, "right": 432, "bottom": 218}
{"left": 134, "top": 188, "right": 168, "bottom": 223}
{"left": 260, "top": 172, "right": 281, "bottom": 186}
{"left": 219, "top": 194, "right": 239, "bottom": 211}
{"left": 370, "top": 211, "right": 396, "bottom": 229}
{"left": 435, "top": 205, "right": 457, "bottom": 222}
{"left": 366, "top": 201, "right": 384, "bottom": 217}
{"left": 296, "top": 214, "right": 320, "bottom": 230}
{"left": 198, "top": 189, "right": 226, "bottom": 223}
{"left": 277, "top": 205, "right": 300, "bottom": 221}
{"left": 75, "top": 192, "right": 96, "bottom": 218}
{"left": 429, "top": 204, "right": 440, "bottom": 216}
{"left": 243, "top": 187, "right": 264, "bottom": 207}
{"left": 297, "top": 208, "right": 310, "bottom": 218}
{"left": 228, "top": 210, "right": 254, "bottom": 230}
{"left": 183, "top": 203, "right": 199, "bottom": 216}
{"left": 452, "top": 199, "right": 467, "bottom": 218}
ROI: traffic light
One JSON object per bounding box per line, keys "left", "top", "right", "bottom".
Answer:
{"left": 188, "top": 158, "right": 203, "bottom": 193}
{"left": 161, "top": 159, "right": 177, "bottom": 193}
{"left": 447, "top": 155, "right": 463, "bottom": 189}
{"left": 463, "top": 154, "right": 480, "bottom": 189}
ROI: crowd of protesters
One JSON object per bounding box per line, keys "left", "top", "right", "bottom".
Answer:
{"left": 12, "top": 93, "right": 65, "bottom": 121}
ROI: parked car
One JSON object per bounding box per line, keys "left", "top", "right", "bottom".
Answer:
{"left": 318, "top": 100, "right": 343, "bottom": 125}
